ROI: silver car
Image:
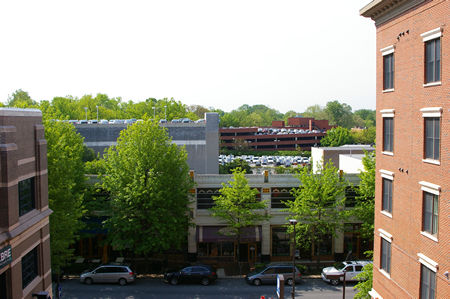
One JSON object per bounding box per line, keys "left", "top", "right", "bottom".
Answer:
{"left": 80, "top": 265, "right": 136, "bottom": 286}
{"left": 245, "top": 264, "right": 302, "bottom": 286}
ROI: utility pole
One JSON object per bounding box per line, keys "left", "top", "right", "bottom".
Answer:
{"left": 289, "top": 219, "right": 298, "bottom": 299}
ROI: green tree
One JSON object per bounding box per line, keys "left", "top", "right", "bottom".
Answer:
{"left": 302, "top": 104, "right": 328, "bottom": 120}
{"left": 7, "top": 89, "right": 37, "bottom": 108}
{"left": 320, "top": 127, "right": 354, "bottom": 147}
{"left": 286, "top": 160, "right": 348, "bottom": 270}
{"left": 102, "top": 120, "right": 193, "bottom": 256}
{"left": 211, "top": 168, "right": 270, "bottom": 270}
{"left": 324, "top": 101, "right": 354, "bottom": 128}
{"left": 354, "top": 109, "right": 376, "bottom": 128}
{"left": 352, "top": 151, "right": 375, "bottom": 240}
{"left": 351, "top": 127, "right": 376, "bottom": 145}
{"left": 354, "top": 251, "right": 374, "bottom": 299}
{"left": 45, "top": 119, "right": 86, "bottom": 277}
{"left": 219, "top": 158, "right": 251, "bottom": 174}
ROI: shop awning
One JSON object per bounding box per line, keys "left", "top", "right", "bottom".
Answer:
{"left": 197, "top": 226, "right": 261, "bottom": 242}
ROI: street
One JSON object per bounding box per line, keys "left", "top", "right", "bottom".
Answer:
{"left": 60, "top": 278, "right": 357, "bottom": 299}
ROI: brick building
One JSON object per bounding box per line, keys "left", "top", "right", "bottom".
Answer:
{"left": 361, "top": 1, "right": 449, "bottom": 298}
{"left": 0, "top": 109, "right": 52, "bottom": 299}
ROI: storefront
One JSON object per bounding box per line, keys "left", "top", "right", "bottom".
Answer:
{"left": 196, "top": 226, "right": 262, "bottom": 264}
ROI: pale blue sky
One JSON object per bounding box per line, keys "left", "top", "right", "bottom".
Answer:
{"left": 0, "top": 0, "right": 375, "bottom": 113}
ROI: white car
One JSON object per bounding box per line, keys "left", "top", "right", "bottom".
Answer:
{"left": 321, "top": 261, "right": 372, "bottom": 285}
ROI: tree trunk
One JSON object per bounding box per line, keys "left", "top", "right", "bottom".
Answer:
{"left": 316, "top": 237, "right": 321, "bottom": 273}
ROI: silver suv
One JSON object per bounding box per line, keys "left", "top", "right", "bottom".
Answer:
{"left": 80, "top": 265, "right": 136, "bottom": 286}
{"left": 321, "top": 261, "right": 372, "bottom": 285}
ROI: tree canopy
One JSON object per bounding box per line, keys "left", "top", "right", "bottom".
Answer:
{"left": 286, "top": 160, "right": 348, "bottom": 267}
{"left": 101, "top": 120, "right": 193, "bottom": 254}
{"left": 45, "top": 119, "right": 86, "bottom": 275}
{"left": 320, "top": 127, "right": 354, "bottom": 147}
{"left": 211, "top": 168, "right": 270, "bottom": 265}
{"left": 352, "top": 151, "right": 376, "bottom": 240}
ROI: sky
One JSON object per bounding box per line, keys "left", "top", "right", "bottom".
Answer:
{"left": 0, "top": 0, "right": 376, "bottom": 113}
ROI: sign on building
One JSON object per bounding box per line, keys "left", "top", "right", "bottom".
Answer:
{"left": 0, "top": 245, "right": 12, "bottom": 269}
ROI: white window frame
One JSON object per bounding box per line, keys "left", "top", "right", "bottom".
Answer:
{"left": 380, "top": 109, "right": 395, "bottom": 155}
{"left": 380, "top": 45, "right": 395, "bottom": 92}
{"left": 419, "top": 181, "right": 440, "bottom": 242}
{"left": 380, "top": 170, "right": 394, "bottom": 218}
{"left": 421, "top": 27, "right": 442, "bottom": 42}
{"left": 418, "top": 253, "right": 438, "bottom": 273}
{"left": 379, "top": 231, "right": 392, "bottom": 279}
{"left": 421, "top": 27, "right": 442, "bottom": 87}
{"left": 421, "top": 107, "right": 442, "bottom": 164}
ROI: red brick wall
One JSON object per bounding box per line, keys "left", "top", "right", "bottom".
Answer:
{"left": 373, "top": 1, "right": 449, "bottom": 298}
{"left": 272, "top": 120, "right": 285, "bottom": 127}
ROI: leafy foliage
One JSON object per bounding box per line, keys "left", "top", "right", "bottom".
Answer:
{"left": 352, "top": 151, "right": 375, "bottom": 240}
{"left": 211, "top": 168, "right": 270, "bottom": 260}
{"left": 286, "top": 160, "right": 348, "bottom": 266}
{"left": 351, "top": 127, "right": 376, "bottom": 145}
{"left": 7, "top": 89, "right": 37, "bottom": 107}
{"left": 354, "top": 251, "right": 374, "bottom": 299}
{"left": 320, "top": 127, "right": 354, "bottom": 147}
{"left": 324, "top": 101, "right": 354, "bottom": 128}
{"left": 101, "top": 120, "right": 193, "bottom": 254}
{"left": 45, "top": 119, "right": 86, "bottom": 275}
{"left": 219, "top": 159, "right": 251, "bottom": 174}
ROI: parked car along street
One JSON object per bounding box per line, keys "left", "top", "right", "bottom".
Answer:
{"left": 80, "top": 265, "right": 136, "bottom": 286}
{"left": 245, "top": 264, "right": 302, "bottom": 286}
{"left": 164, "top": 265, "right": 217, "bottom": 286}
{"left": 321, "top": 261, "right": 372, "bottom": 285}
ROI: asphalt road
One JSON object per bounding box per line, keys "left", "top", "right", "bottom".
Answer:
{"left": 59, "top": 278, "right": 357, "bottom": 299}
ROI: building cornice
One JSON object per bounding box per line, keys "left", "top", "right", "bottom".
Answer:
{"left": 360, "top": 0, "right": 425, "bottom": 25}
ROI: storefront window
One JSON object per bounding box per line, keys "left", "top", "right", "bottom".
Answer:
{"left": 314, "top": 234, "right": 333, "bottom": 256}
{"left": 272, "top": 227, "right": 290, "bottom": 256}
{"left": 198, "top": 242, "right": 235, "bottom": 257}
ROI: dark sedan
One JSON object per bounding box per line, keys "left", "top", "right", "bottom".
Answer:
{"left": 164, "top": 265, "right": 217, "bottom": 286}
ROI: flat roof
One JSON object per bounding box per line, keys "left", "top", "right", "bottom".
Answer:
{"left": 0, "top": 108, "right": 42, "bottom": 117}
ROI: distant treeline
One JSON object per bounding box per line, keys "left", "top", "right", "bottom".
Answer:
{"left": 2, "top": 90, "right": 375, "bottom": 129}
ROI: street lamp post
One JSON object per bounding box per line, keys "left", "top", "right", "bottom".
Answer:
{"left": 96, "top": 105, "right": 99, "bottom": 121}
{"left": 84, "top": 107, "right": 88, "bottom": 121}
{"left": 289, "top": 219, "right": 298, "bottom": 299}
{"left": 164, "top": 105, "right": 167, "bottom": 120}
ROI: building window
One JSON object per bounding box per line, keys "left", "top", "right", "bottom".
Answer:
{"left": 420, "top": 264, "right": 436, "bottom": 299}
{"left": 345, "top": 186, "right": 358, "bottom": 207}
{"left": 424, "top": 117, "right": 440, "bottom": 160}
{"left": 423, "top": 192, "right": 438, "bottom": 236}
{"left": 22, "top": 247, "right": 38, "bottom": 289}
{"left": 271, "top": 188, "right": 295, "bottom": 209}
{"left": 382, "top": 178, "right": 392, "bottom": 214}
{"left": 19, "top": 177, "right": 35, "bottom": 217}
{"left": 425, "top": 38, "right": 441, "bottom": 84}
{"left": 418, "top": 253, "right": 438, "bottom": 299}
{"left": 380, "top": 238, "right": 391, "bottom": 274}
{"left": 196, "top": 188, "right": 221, "bottom": 209}
{"left": 383, "top": 117, "right": 394, "bottom": 152}
{"left": 272, "top": 227, "right": 290, "bottom": 257}
{"left": 198, "top": 242, "right": 234, "bottom": 257}
{"left": 383, "top": 53, "right": 394, "bottom": 90}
